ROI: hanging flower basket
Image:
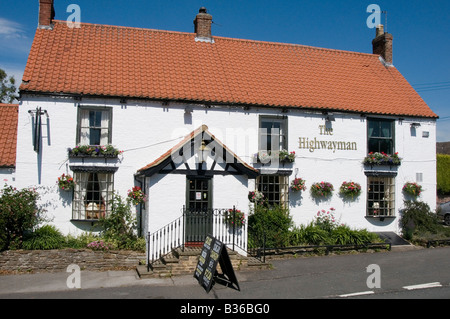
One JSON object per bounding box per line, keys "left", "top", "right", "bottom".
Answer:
{"left": 248, "top": 190, "right": 264, "bottom": 204}
{"left": 290, "top": 177, "right": 306, "bottom": 192}
{"left": 339, "top": 181, "right": 362, "bottom": 199}
{"left": 224, "top": 209, "right": 245, "bottom": 228}
{"left": 127, "top": 186, "right": 146, "bottom": 205}
{"left": 310, "top": 182, "right": 334, "bottom": 198}
{"left": 402, "top": 182, "right": 422, "bottom": 197}
{"left": 57, "top": 173, "right": 75, "bottom": 191}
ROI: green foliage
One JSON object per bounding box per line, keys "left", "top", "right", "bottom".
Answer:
{"left": 0, "top": 185, "right": 45, "bottom": 250}
{"left": 400, "top": 200, "right": 450, "bottom": 242}
{"left": 249, "top": 205, "right": 380, "bottom": 249}
{"left": 97, "top": 193, "right": 138, "bottom": 249}
{"left": 248, "top": 205, "right": 293, "bottom": 248}
{"left": 437, "top": 154, "right": 450, "bottom": 195}
{"left": 0, "top": 68, "right": 18, "bottom": 103}
{"left": 22, "top": 225, "right": 66, "bottom": 250}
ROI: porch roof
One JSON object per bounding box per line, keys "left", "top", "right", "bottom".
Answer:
{"left": 136, "top": 125, "right": 259, "bottom": 178}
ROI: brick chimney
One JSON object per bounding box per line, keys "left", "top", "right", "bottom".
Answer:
{"left": 194, "top": 7, "right": 213, "bottom": 42}
{"left": 38, "top": 0, "right": 55, "bottom": 29}
{"left": 372, "top": 24, "right": 393, "bottom": 65}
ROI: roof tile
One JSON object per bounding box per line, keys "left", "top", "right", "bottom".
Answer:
{"left": 20, "top": 21, "right": 437, "bottom": 118}
{"left": 0, "top": 104, "right": 18, "bottom": 167}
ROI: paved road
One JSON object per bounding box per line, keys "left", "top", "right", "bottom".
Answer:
{"left": 1, "top": 247, "right": 449, "bottom": 302}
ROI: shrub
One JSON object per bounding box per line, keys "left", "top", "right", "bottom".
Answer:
{"left": 0, "top": 185, "right": 45, "bottom": 250}
{"left": 437, "top": 154, "right": 450, "bottom": 195}
{"left": 399, "top": 200, "right": 441, "bottom": 240}
{"left": 248, "top": 205, "right": 293, "bottom": 248}
{"left": 22, "top": 225, "right": 66, "bottom": 250}
{"left": 98, "top": 193, "right": 137, "bottom": 249}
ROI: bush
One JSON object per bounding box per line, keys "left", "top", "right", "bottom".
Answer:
{"left": 400, "top": 200, "right": 450, "bottom": 243}
{"left": 399, "top": 200, "right": 440, "bottom": 240}
{"left": 22, "top": 225, "right": 66, "bottom": 250}
{"left": 0, "top": 185, "right": 45, "bottom": 250}
{"left": 437, "top": 154, "right": 450, "bottom": 195}
{"left": 98, "top": 193, "right": 137, "bottom": 249}
{"left": 248, "top": 205, "right": 293, "bottom": 248}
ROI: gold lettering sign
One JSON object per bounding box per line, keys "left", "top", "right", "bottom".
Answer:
{"left": 298, "top": 125, "right": 358, "bottom": 153}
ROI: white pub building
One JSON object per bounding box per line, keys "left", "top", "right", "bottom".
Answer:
{"left": 15, "top": 1, "right": 438, "bottom": 254}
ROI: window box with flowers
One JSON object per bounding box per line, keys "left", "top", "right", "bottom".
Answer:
{"left": 402, "top": 182, "right": 422, "bottom": 198}
{"left": 310, "top": 182, "right": 334, "bottom": 198}
{"left": 57, "top": 173, "right": 75, "bottom": 191}
{"left": 290, "top": 177, "right": 306, "bottom": 193}
{"left": 339, "top": 181, "right": 362, "bottom": 199}
{"left": 68, "top": 145, "right": 123, "bottom": 158}
{"left": 363, "top": 152, "right": 401, "bottom": 166}
{"left": 127, "top": 186, "right": 146, "bottom": 205}
{"left": 254, "top": 150, "right": 296, "bottom": 164}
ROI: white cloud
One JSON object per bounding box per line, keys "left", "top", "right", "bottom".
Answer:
{"left": 0, "top": 18, "right": 27, "bottom": 39}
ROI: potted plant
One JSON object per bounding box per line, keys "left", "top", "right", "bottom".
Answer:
{"left": 402, "top": 182, "right": 422, "bottom": 197}
{"left": 224, "top": 209, "right": 245, "bottom": 228}
{"left": 279, "top": 149, "right": 296, "bottom": 163}
{"left": 363, "top": 152, "right": 401, "bottom": 166}
{"left": 339, "top": 181, "right": 362, "bottom": 199}
{"left": 57, "top": 173, "right": 75, "bottom": 191}
{"left": 68, "top": 145, "right": 123, "bottom": 158}
{"left": 248, "top": 190, "right": 264, "bottom": 204}
{"left": 290, "top": 177, "right": 306, "bottom": 192}
{"left": 127, "top": 186, "right": 146, "bottom": 205}
{"left": 310, "top": 181, "right": 334, "bottom": 198}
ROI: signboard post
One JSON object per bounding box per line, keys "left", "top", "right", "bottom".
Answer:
{"left": 194, "top": 235, "right": 240, "bottom": 293}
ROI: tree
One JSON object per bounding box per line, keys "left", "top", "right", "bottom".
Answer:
{"left": 0, "top": 68, "right": 18, "bottom": 103}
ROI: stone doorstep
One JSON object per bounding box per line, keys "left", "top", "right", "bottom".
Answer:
{"left": 138, "top": 247, "right": 270, "bottom": 278}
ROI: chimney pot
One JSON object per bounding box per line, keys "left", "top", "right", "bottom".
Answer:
{"left": 372, "top": 24, "right": 393, "bottom": 65}
{"left": 38, "top": 0, "right": 55, "bottom": 29}
{"left": 194, "top": 7, "right": 213, "bottom": 42}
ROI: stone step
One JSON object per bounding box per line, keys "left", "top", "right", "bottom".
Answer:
{"left": 137, "top": 247, "right": 271, "bottom": 278}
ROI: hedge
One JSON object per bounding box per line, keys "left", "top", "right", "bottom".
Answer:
{"left": 437, "top": 154, "right": 450, "bottom": 195}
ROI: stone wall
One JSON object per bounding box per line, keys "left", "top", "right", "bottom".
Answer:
{"left": 0, "top": 249, "right": 146, "bottom": 274}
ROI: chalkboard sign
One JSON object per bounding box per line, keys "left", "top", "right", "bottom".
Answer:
{"left": 194, "top": 235, "right": 240, "bottom": 293}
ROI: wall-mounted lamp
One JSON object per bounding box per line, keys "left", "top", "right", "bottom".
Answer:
{"left": 323, "top": 111, "right": 335, "bottom": 122}
{"left": 410, "top": 122, "right": 421, "bottom": 128}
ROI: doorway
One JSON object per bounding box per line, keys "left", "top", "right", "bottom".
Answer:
{"left": 185, "top": 177, "right": 212, "bottom": 245}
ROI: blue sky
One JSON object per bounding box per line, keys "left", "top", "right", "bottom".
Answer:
{"left": 1, "top": 0, "right": 449, "bottom": 141}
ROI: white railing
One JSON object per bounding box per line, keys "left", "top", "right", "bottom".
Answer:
{"left": 147, "top": 207, "right": 248, "bottom": 265}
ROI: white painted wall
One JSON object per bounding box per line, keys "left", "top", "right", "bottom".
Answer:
{"left": 16, "top": 95, "right": 437, "bottom": 237}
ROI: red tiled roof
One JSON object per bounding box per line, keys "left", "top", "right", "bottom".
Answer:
{"left": 0, "top": 104, "right": 18, "bottom": 167}
{"left": 20, "top": 20, "right": 437, "bottom": 118}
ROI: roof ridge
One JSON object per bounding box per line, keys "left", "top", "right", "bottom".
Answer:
{"left": 51, "top": 20, "right": 376, "bottom": 58}
{"left": 52, "top": 20, "right": 194, "bottom": 36}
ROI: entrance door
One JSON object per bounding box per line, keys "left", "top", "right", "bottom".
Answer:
{"left": 185, "top": 177, "right": 212, "bottom": 246}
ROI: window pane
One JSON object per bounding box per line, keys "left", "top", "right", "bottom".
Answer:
{"left": 380, "top": 121, "right": 392, "bottom": 138}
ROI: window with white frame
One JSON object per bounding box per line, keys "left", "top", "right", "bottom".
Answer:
{"left": 77, "top": 107, "right": 112, "bottom": 145}
{"left": 367, "top": 176, "right": 395, "bottom": 217}
{"left": 257, "top": 175, "right": 289, "bottom": 208}
{"left": 72, "top": 170, "right": 115, "bottom": 220}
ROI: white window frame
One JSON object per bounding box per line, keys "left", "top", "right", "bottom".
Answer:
{"left": 367, "top": 176, "right": 395, "bottom": 217}
{"left": 72, "top": 170, "right": 115, "bottom": 220}
{"left": 77, "top": 107, "right": 112, "bottom": 145}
